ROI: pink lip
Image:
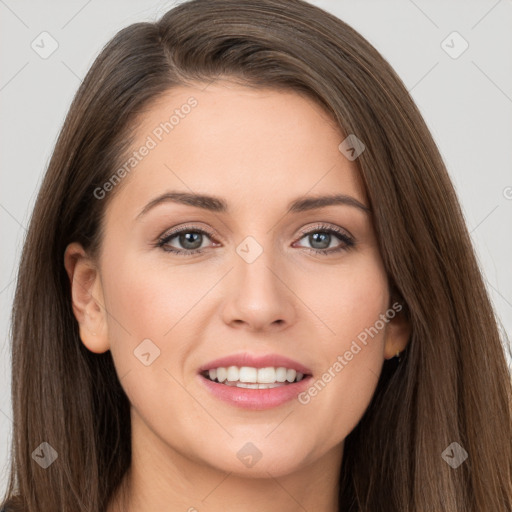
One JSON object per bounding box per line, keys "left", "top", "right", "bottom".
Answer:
{"left": 198, "top": 373, "right": 313, "bottom": 410}
{"left": 198, "top": 353, "right": 312, "bottom": 375}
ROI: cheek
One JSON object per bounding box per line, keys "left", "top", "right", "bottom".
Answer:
{"left": 98, "top": 254, "right": 204, "bottom": 422}
{"left": 300, "top": 250, "right": 389, "bottom": 352}
{"left": 99, "top": 250, "right": 221, "bottom": 407}
{"left": 101, "top": 251, "right": 209, "bottom": 344}
{"left": 98, "top": 253, "right": 182, "bottom": 389}
{"left": 296, "top": 253, "right": 389, "bottom": 441}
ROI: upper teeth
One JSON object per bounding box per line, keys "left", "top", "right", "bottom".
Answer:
{"left": 207, "top": 366, "right": 304, "bottom": 384}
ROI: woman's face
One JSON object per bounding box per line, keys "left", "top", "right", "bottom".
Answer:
{"left": 66, "top": 81, "right": 409, "bottom": 479}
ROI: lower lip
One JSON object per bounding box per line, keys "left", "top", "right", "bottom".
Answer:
{"left": 198, "top": 374, "right": 313, "bottom": 410}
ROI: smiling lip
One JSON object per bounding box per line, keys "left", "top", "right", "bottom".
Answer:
{"left": 198, "top": 373, "right": 312, "bottom": 410}
{"left": 198, "top": 353, "right": 312, "bottom": 374}
{"left": 197, "top": 352, "right": 313, "bottom": 410}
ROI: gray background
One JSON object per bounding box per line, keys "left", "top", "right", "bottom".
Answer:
{"left": 1, "top": 0, "right": 511, "bottom": 493}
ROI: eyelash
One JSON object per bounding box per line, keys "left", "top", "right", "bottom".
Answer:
{"left": 155, "top": 223, "right": 355, "bottom": 256}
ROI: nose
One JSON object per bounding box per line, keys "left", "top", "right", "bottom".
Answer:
{"left": 221, "top": 246, "right": 297, "bottom": 333}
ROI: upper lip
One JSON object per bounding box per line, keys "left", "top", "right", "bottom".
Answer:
{"left": 199, "top": 353, "right": 312, "bottom": 375}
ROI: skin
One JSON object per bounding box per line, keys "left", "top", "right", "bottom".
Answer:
{"left": 64, "top": 81, "right": 410, "bottom": 512}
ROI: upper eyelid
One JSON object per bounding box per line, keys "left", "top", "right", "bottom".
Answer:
{"left": 159, "top": 224, "right": 218, "bottom": 241}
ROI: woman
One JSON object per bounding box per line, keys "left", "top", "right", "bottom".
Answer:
{"left": 2, "top": 0, "right": 511, "bottom": 510}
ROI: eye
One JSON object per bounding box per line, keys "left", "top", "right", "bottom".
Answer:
{"left": 293, "top": 223, "right": 355, "bottom": 255}
{"left": 156, "top": 225, "right": 218, "bottom": 256}
{"left": 155, "top": 223, "right": 355, "bottom": 256}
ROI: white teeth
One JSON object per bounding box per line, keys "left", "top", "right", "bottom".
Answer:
{"left": 203, "top": 365, "right": 307, "bottom": 385}
{"left": 226, "top": 366, "right": 238, "bottom": 382}
{"left": 216, "top": 367, "right": 227, "bottom": 382}
{"left": 239, "top": 366, "right": 258, "bottom": 383}
{"left": 286, "top": 369, "right": 297, "bottom": 382}
{"left": 257, "top": 367, "right": 276, "bottom": 383}
{"left": 276, "top": 367, "right": 287, "bottom": 382}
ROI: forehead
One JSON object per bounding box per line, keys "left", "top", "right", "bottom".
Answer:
{"left": 106, "top": 81, "right": 367, "bottom": 217}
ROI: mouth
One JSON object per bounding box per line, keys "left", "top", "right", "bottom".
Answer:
{"left": 200, "top": 366, "right": 311, "bottom": 389}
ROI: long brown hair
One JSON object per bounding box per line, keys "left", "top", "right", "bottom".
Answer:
{"left": 2, "top": 0, "right": 511, "bottom": 510}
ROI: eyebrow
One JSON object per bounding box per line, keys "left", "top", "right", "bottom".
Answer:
{"left": 136, "top": 191, "right": 371, "bottom": 220}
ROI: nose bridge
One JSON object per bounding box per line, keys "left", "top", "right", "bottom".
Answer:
{"left": 221, "top": 233, "right": 296, "bottom": 331}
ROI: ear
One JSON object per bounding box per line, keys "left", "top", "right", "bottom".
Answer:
{"left": 383, "top": 298, "right": 411, "bottom": 360}
{"left": 63, "top": 242, "right": 110, "bottom": 354}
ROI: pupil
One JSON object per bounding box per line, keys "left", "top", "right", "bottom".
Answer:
{"left": 180, "top": 232, "right": 202, "bottom": 250}
{"left": 310, "top": 232, "right": 330, "bottom": 249}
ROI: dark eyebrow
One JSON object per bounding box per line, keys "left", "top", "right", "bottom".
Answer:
{"left": 136, "top": 192, "right": 227, "bottom": 220}
{"left": 136, "top": 191, "right": 371, "bottom": 220}
{"left": 288, "top": 194, "right": 371, "bottom": 214}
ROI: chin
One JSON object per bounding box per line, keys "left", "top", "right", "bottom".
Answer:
{"left": 197, "top": 437, "right": 312, "bottom": 478}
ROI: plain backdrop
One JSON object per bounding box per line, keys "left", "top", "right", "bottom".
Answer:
{"left": 1, "top": 0, "right": 511, "bottom": 494}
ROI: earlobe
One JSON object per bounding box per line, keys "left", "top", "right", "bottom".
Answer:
{"left": 64, "top": 242, "right": 110, "bottom": 354}
{"left": 383, "top": 307, "right": 411, "bottom": 360}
